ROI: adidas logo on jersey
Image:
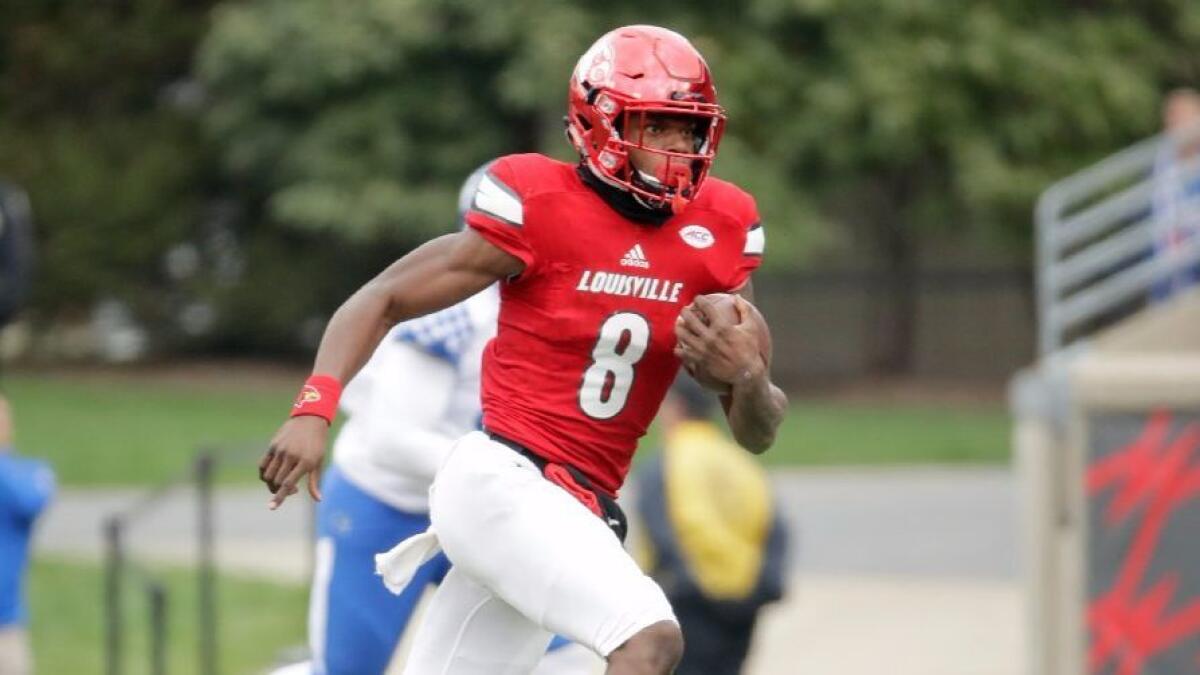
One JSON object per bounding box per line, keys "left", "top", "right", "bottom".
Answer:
{"left": 620, "top": 244, "right": 650, "bottom": 269}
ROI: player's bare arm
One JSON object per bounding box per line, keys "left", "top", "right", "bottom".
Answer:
{"left": 259, "top": 229, "right": 522, "bottom": 509}
{"left": 314, "top": 229, "right": 520, "bottom": 381}
{"left": 673, "top": 284, "right": 788, "bottom": 454}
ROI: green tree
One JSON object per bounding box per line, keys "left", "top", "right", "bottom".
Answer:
{"left": 198, "top": 0, "right": 1200, "bottom": 371}
{"left": 198, "top": 1, "right": 573, "bottom": 242}
{"left": 4, "top": 0, "right": 1198, "bottom": 366}
{"left": 0, "top": 1, "right": 218, "bottom": 323}
{"left": 195, "top": 0, "right": 822, "bottom": 283}
{"left": 193, "top": 1, "right": 602, "bottom": 353}
{"left": 714, "top": 0, "right": 1200, "bottom": 371}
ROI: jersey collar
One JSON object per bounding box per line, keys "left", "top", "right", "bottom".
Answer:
{"left": 576, "top": 164, "right": 672, "bottom": 227}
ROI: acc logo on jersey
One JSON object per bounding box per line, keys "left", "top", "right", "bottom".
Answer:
{"left": 679, "top": 224, "right": 715, "bottom": 249}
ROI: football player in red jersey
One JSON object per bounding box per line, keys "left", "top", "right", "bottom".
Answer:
{"left": 260, "top": 25, "right": 787, "bottom": 675}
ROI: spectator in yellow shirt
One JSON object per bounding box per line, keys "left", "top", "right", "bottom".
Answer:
{"left": 634, "top": 376, "right": 789, "bottom": 675}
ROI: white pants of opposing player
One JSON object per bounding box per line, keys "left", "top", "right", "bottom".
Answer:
{"left": 401, "top": 431, "right": 676, "bottom": 675}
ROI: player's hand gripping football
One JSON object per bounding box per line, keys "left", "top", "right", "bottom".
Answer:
{"left": 259, "top": 415, "right": 328, "bottom": 510}
{"left": 674, "top": 294, "right": 769, "bottom": 390}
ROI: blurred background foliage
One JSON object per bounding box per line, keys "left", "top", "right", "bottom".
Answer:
{"left": 2, "top": 0, "right": 1199, "bottom": 364}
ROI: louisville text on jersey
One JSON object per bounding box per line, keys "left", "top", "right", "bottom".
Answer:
{"left": 575, "top": 270, "right": 683, "bottom": 304}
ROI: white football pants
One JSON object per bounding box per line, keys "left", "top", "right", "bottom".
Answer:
{"left": 400, "top": 431, "right": 676, "bottom": 674}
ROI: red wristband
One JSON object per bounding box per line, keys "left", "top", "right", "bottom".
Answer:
{"left": 290, "top": 374, "right": 342, "bottom": 424}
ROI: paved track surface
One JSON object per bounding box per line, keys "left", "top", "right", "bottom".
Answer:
{"left": 37, "top": 467, "right": 1024, "bottom": 674}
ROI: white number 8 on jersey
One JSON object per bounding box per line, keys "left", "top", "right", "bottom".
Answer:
{"left": 579, "top": 312, "right": 650, "bottom": 419}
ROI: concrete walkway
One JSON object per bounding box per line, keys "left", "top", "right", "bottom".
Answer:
{"left": 753, "top": 468, "right": 1023, "bottom": 675}
{"left": 36, "top": 485, "right": 315, "bottom": 581}
{"left": 35, "top": 467, "right": 1024, "bottom": 675}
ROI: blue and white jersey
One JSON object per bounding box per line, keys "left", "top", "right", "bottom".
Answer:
{"left": 332, "top": 285, "right": 499, "bottom": 512}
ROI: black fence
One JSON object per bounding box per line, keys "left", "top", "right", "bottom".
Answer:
{"left": 754, "top": 267, "right": 1036, "bottom": 385}
{"left": 102, "top": 444, "right": 313, "bottom": 675}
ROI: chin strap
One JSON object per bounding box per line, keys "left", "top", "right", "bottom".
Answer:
{"left": 577, "top": 164, "right": 672, "bottom": 225}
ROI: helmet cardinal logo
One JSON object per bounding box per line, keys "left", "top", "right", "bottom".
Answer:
{"left": 577, "top": 40, "right": 614, "bottom": 88}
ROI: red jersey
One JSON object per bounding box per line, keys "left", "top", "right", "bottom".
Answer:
{"left": 466, "top": 154, "right": 764, "bottom": 494}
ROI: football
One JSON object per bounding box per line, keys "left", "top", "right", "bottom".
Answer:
{"left": 681, "top": 293, "right": 772, "bottom": 393}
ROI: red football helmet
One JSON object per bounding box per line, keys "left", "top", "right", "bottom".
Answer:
{"left": 566, "top": 26, "right": 726, "bottom": 213}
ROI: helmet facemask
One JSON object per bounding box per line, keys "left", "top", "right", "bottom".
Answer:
{"left": 580, "top": 96, "right": 725, "bottom": 213}
{"left": 620, "top": 105, "right": 724, "bottom": 213}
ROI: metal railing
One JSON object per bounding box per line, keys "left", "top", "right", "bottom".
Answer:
{"left": 103, "top": 450, "right": 219, "bottom": 675}
{"left": 1036, "top": 123, "right": 1200, "bottom": 356}
{"left": 102, "top": 443, "right": 312, "bottom": 675}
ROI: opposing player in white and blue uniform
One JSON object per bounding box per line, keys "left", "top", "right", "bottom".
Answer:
{"left": 300, "top": 166, "right": 599, "bottom": 675}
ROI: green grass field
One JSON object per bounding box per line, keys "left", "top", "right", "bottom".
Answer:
{"left": 766, "top": 401, "right": 1010, "bottom": 466}
{"left": 30, "top": 557, "right": 307, "bottom": 675}
{"left": 4, "top": 372, "right": 296, "bottom": 485}
{"left": 3, "top": 372, "right": 1010, "bottom": 486}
